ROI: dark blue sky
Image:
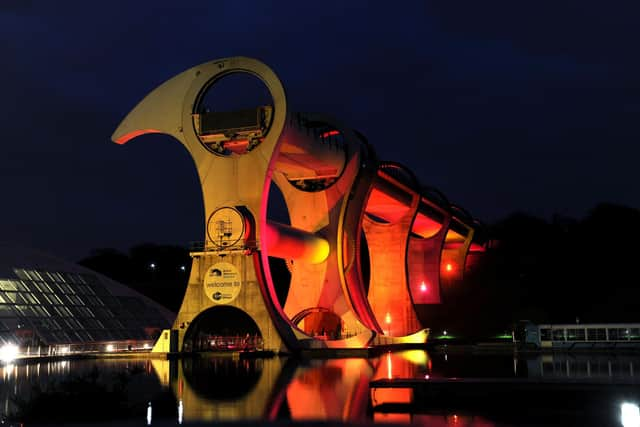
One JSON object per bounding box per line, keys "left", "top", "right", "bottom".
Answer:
{"left": 1, "top": 1, "right": 638, "bottom": 261}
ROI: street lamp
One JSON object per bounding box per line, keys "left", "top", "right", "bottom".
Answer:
{"left": 385, "top": 312, "right": 392, "bottom": 336}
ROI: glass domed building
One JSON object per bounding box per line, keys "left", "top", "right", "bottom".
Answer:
{"left": 0, "top": 246, "right": 174, "bottom": 352}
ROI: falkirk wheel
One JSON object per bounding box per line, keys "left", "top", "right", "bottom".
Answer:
{"left": 112, "top": 57, "right": 482, "bottom": 353}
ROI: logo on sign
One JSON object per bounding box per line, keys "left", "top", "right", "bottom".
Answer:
{"left": 203, "top": 262, "right": 242, "bottom": 304}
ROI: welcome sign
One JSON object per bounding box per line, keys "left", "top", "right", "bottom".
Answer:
{"left": 203, "top": 262, "right": 242, "bottom": 304}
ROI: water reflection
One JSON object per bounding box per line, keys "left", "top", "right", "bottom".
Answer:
{"left": 2, "top": 350, "right": 640, "bottom": 425}
{"left": 528, "top": 353, "right": 639, "bottom": 380}
{"left": 284, "top": 358, "right": 372, "bottom": 421}
{"left": 0, "top": 359, "right": 161, "bottom": 423}
{"left": 157, "top": 357, "right": 288, "bottom": 422}
{"left": 620, "top": 402, "right": 640, "bottom": 427}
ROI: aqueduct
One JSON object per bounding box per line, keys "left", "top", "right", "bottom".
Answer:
{"left": 112, "top": 57, "right": 482, "bottom": 353}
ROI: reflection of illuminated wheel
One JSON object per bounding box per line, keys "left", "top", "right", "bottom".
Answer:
{"left": 207, "top": 206, "right": 245, "bottom": 248}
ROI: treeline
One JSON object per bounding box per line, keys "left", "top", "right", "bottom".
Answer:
{"left": 78, "top": 244, "right": 192, "bottom": 313}
{"left": 454, "top": 202, "right": 640, "bottom": 337}
{"left": 78, "top": 203, "right": 640, "bottom": 336}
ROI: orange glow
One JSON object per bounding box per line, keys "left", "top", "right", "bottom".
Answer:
{"left": 445, "top": 228, "right": 467, "bottom": 243}
{"left": 263, "top": 221, "right": 329, "bottom": 263}
{"left": 374, "top": 413, "right": 411, "bottom": 424}
{"left": 445, "top": 263, "right": 453, "bottom": 272}
{"left": 286, "top": 359, "right": 372, "bottom": 421}
{"left": 412, "top": 211, "right": 444, "bottom": 238}
{"left": 385, "top": 312, "right": 392, "bottom": 324}
{"left": 371, "top": 387, "right": 413, "bottom": 406}
{"left": 365, "top": 186, "right": 412, "bottom": 223}
{"left": 469, "top": 242, "right": 486, "bottom": 252}
{"left": 113, "top": 128, "right": 162, "bottom": 145}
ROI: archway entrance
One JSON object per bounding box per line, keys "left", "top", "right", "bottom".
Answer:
{"left": 291, "top": 308, "right": 343, "bottom": 340}
{"left": 183, "top": 306, "right": 263, "bottom": 352}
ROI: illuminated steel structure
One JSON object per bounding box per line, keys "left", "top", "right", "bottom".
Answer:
{"left": 112, "top": 57, "right": 479, "bottom": 352}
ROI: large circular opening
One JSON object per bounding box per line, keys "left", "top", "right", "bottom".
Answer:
{"left": 182, "top": 306, "right": 262, "bottom": 352}
{"left": 193, "top": 72, "right": 274, "bottom": 156}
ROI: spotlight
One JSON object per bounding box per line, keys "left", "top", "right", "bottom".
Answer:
{"left": 0, "top": 343, "right": 19, "bottom": 363}
{"left": 620, "top": 402, "right": 640, "bottom": 427}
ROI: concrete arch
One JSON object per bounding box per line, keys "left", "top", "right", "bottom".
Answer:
{"left": 407, "top": 188, "right": 452, "bottom": 307}
{"left": 362, "top": 162, "right": 423, "bottom": 337}
{"left": 182, "top": 305, "right": 262, "bottom": 352}
{"left": 441, "top": 204, "right": 476, "bottom": 284}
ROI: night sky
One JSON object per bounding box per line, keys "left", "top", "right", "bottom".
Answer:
{"left": 1, "top": 1, "right": 639, "bottom": 261}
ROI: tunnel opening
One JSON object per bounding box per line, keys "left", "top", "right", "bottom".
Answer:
{"left": 182, "top": 305, "right": 262, "bottom": 352}
{"left": 193, "top": 72, "right": 274, "bottom": 156}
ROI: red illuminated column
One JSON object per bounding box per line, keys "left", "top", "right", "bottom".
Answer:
{"left": 440, "top": 221, "right": 474, "bottom": 284}
{"left": 407, "top": 226, "right": 448, "bottom": 305}
{"left": 363, "top": 172, "right": 422, "bottom": 337}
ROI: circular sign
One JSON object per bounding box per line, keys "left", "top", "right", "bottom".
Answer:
{"left": 204, "top": 262, "right": 242, "bottom": 304}
{"left": 207, "top": 207, "right": 245, "bottom": 248}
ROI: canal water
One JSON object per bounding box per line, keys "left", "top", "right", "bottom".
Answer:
{"left": 1, "top": 350, "right": 639, "bottom": 426}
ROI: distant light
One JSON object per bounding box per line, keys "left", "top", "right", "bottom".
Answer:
{"left": 385, "top": 312, "right": 392, "bottom": 324}
{"left": 320, "top": 130, "right": 340, "bottom": 138}
{"left": 443, "top": 330, "right": 448, "bottom": 336}
{"left": 0, "top": 343, "right": 19, "bottom": 363}
{"left": 180, "top": 265, "right": 186, "bottom": 271}
{"left": 424, "top": 374, "right": 430, "bottom": 379}
{"left": 147, "top": 401, "right": 152, "bottom": 425}
{"left": 420, "top": 282, "right": 428, "bottom": 292}
{"left": 445, "top": 263, "right": 453, "bottom": 272}
{"left": 621, "top": 402, "right": 640, "bottom": 427}
{"left": 178, "top": 400, "right": 183, "bottom": 424}
{"left": 106, "top": 344, "right": 115, "bottom": 352}
{"left": 143, "top": 343, "right": 151, "bottom": 350}
{"left": 150, "top": 263, "right": 156, "bottom": 269}
{"left": 59, "top": 346, "right": 70, "bottom": 354}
